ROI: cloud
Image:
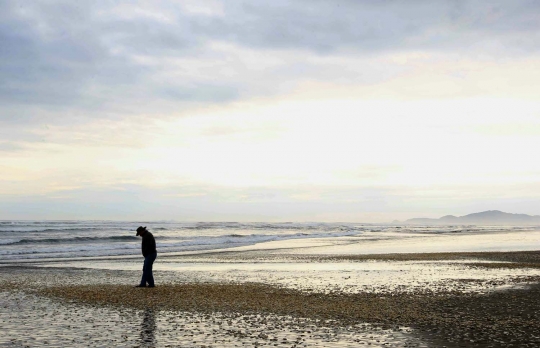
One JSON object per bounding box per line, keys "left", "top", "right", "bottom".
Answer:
{"left": 3, "top": 182, "right": 540, "bottom": 221}
{"left": 0, "top": 182, "right": 394, "bottom": 220}
{"left": 470, "top": 123, "right": 540, "bottom": 136}
{"left": 2, "top": 0, "right": 540, "bottom": 128}
{"left": 194, "top": 1, "right": 540, "bottom": 54}
{"left": 2, "top": 1, "right": 540, "bottom": 220}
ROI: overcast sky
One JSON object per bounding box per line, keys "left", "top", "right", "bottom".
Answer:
{"left": 1, "top": 0, "right": 540, "bottom": 221}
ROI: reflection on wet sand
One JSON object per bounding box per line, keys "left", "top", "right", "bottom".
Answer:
{"left": 2, "top": 261, "right": 540, "bottom": 347}
{"left": 140, "top": 309, "right": 156, "bottom": 347}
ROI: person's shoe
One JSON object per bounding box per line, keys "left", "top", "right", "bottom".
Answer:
{"left": 134, "top": 285, "right": 146, "bottom": 288}
{"left": 147, "top": 285, "right": 155, "bottom": 288}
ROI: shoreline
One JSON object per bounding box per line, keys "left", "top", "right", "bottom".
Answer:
{"left": 3, "top": 248, "right": 540, "bottom": 264}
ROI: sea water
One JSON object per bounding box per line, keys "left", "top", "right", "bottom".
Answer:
{"left": 1, "top": 221, "right": 539, "bottom": 262}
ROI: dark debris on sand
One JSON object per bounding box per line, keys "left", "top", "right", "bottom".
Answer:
{"left": 322, "top": 250, "right": 540, "bottom": 264}
{"left": 3, "top": 250, "right": 540, "bottom": 347}
{"left": 35, "top": 280, "right": 540, "bottom": 347}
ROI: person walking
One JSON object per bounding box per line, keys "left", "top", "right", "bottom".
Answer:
{"left": 135, "top": 226, "right": 157, "bottom": 288}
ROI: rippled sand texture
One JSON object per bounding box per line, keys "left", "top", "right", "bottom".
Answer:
{"left": 2, "top": 250, "right": 540, "bottom": 347}
{"left": 0, "top": 291, "right": 427, "bottom": 347}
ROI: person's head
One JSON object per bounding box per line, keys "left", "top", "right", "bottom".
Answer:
{"left": 136, "top": 226, "right": 148, "bottom": 237}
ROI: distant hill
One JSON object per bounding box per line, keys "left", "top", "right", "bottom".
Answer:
{"left": 404, "top": 210, "right": 540, "bottom": 225}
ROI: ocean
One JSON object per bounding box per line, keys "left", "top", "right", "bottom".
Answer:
{"left": 1, "top": 220, "right": 539, "bottom": 262}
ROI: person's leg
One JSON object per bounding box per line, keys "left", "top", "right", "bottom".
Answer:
{"left": 139, "top": 258, "right": 148, "bottom": 287}
{"left": 147, "top": 253, "right": 157, "bottom": 287}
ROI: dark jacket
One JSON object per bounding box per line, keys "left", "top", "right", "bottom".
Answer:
{"left": 141, "top": 231, "right": 156, "bottom": 257}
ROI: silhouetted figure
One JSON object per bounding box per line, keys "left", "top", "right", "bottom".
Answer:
{"left": 140, "top": 308, "right": 156, "bottom": 346}
{"left": 135, "top": 226, "right": 157, "bottom": 287}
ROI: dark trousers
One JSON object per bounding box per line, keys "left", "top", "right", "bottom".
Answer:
{"left": 140, "top": 252, "right": 157, "bottom": 287}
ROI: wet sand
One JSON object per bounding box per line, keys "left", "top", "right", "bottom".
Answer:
{"left": 1, "top": 290, "right": 427, "bottom": 347}
{"left": 2, "top": 251, "right": 540, "bottom": 347}
{"left": 319, "top": 250, "right": 540, "bottom": 263}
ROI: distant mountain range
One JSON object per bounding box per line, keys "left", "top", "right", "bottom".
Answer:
{"left": 400, "top": 210, "right": 540, "bottom": 225}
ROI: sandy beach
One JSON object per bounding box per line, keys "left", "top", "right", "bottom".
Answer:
{"left": 2, "top": 248, "right": 540, "bottom": 347}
